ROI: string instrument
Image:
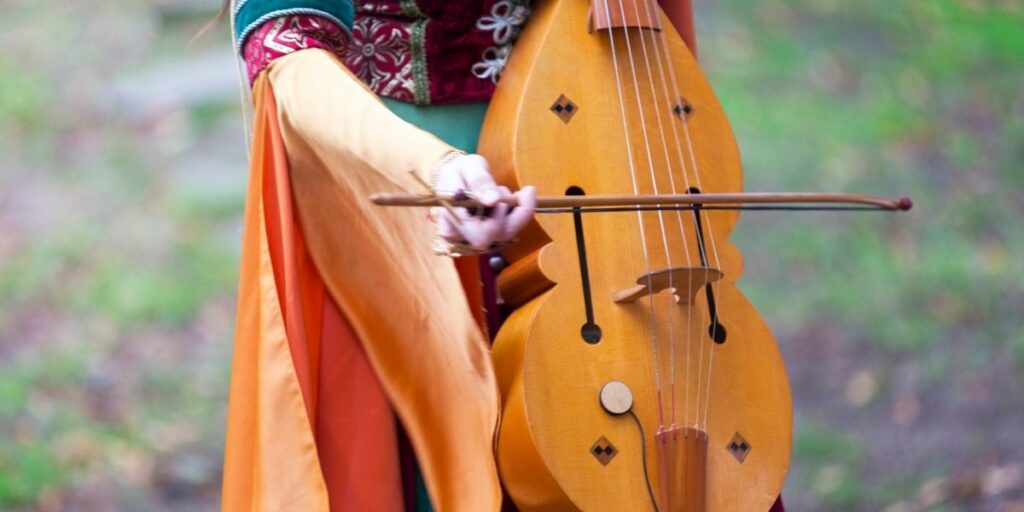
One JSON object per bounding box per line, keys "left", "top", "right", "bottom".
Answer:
{"left": 374, "top": 0, "right": 910, "bottom": 509}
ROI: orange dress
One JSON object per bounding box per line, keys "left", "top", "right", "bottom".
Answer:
{"left": 221, "top": 50, "right": 501, "bottom": 511}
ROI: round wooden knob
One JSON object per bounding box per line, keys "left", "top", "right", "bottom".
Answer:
{"left": 599, "top": 381, "right": 633, "bottom": 415}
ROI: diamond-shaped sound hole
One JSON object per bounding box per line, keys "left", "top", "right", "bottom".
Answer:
{"left": 726, "top": 432, "right": 751, "bottom": 463}
{"left": 590, "top": 436, "right": 618, "bottom": 466}
{"left": 673, "top": 97, "right": 694, "bottom": 120}
{"left": 551, "top": 94, "right": 578, "bottom": 123}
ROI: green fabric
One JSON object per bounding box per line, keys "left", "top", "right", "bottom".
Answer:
{"left": 382, "top": 99, "right": 489, "bottom": 153}
{"left": 415, "top": 470, "right": 432, "bottom": 512}
{"left": 234, "top": 0, "right": 355, "bottom": 46}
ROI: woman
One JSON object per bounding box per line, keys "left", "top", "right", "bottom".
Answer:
{"left": 219, "top": 1, "right": 783, "bottom": 511}
{"left": 221, "top": 1, "right": 535, "bottom": 510}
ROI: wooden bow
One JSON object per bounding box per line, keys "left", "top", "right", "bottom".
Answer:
{"left": 371, "top": 191, "right": 913, "bottom": 212}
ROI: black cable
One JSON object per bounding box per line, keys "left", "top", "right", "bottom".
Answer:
{"left": 627, "top": 409, "right": 660, "bottom": 512}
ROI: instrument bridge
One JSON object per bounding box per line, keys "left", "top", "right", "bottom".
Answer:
{"left": 612, "top": 266, "right": 723, "bottom": 304}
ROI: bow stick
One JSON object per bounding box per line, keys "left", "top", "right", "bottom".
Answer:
{"left": 371, "top": 191, "right": 914, "bottom": 213}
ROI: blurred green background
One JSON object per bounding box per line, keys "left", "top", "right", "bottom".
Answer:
{"left": 0, "top": 0, "right": 1020, "bottom": 510}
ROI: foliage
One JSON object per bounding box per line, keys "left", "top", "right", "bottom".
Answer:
{"left": 0, "top": 2, "right": 238, "bottom": 510}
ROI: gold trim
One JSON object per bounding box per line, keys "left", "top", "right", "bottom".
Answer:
{"left": 410, "top": 17, "right": 431, "bottom": 105}
{"left": 398, "top": 0, "right": 425, "bottom": 18}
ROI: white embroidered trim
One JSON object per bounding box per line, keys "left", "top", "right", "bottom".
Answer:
{"left": 472, "top": 0, "right": 530, "bottom": 84}
{"left": 233, "top": 0, "right": 250, "bottom": 18}
{"left": 471, "top": 46, "right": 511, "bottom": 84}
{"left": 476, "top": 0, "right": 529, "bottom": 46}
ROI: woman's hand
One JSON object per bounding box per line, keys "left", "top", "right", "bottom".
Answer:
{"left": 432, "top": 153, "right": 536, "bottom": 252}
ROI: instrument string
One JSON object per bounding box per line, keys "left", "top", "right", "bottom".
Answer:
{"left": 599, "top": 0, "right": 666, "bottom": 427}
{"left": 631, "top": 0, "right": 701, "bottom": 432}
{"left": 646, "top": 17, "right": 729, "bottom": 432}
{"left": 632, "top": 0, "right": 709, "bottom": 431}
{"left": 633, "top": 4, "right": 706, "bottom": 503}
{"left": 610, "top": 0, "right": 684, "bottom": 432}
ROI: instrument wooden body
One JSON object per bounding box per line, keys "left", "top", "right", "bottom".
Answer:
{"left": 478, "top": 0, "right": 792, "bottom": 510}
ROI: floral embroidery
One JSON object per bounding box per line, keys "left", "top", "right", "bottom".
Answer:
{"left": 242, "top": 1, "right": 534, "bottom": 103}
{"left": 242, "top": 15, "right": 349, "bottom": 83}
{"left": 473, "top": 0, "right": 530, "bottom": 84}
{"left": 343, "top": 16, "right": 416, "bottom": 102}
{"left": 476, "top": 0, "right": 530, "bottom": 46}
{"left": 471, "top": 46, "right": 511, "bottom": 84}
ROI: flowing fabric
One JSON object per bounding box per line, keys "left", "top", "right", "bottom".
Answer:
{"left": 223, "top": 76, "right": 331, "bottom": 511}
{"left": 222, "top": 51, "right": 501, "bottom": 511}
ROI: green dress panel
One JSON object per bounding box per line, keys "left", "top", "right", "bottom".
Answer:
{"left": 383, "top": 99, "right": 489, "bottom": 153}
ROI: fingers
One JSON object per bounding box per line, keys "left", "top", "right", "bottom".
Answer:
{"left": 432, "top": 153, "right": 535, "bottom": 252}
{"left": 456, "top": 154, "right": 501, "bottom": 206}
{"left": 502, "top": 186, "right": 536, "bottom": 240}
{"left": 434, "top": 207, "right": 460, "bottom": 241}
{"left": 433, "top": 163, "right": 464, "bottom": 193}
{"left": 438, "top": 201, "right": 511, "bottom": 250}
{"left": 461, "top": 201, "right": 509, "bottom": 250}
{"left": 434, "top": 153, "right": 501, "bottom": 206}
